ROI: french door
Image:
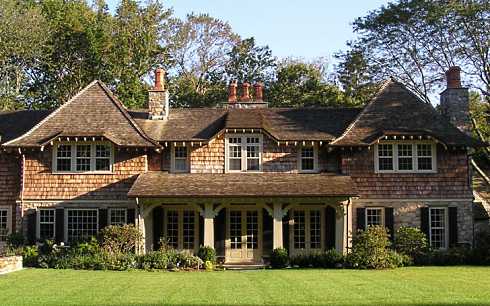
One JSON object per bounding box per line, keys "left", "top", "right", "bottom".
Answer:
{"left": 290, "top": 208, "right": 324, "bottom": 256}
{"left": 164, "top": 209, "right": 199, "bottom": 253}
{"left": 226, "top": 209, "right": 262, "bottom": 263}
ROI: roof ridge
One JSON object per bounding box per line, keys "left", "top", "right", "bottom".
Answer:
{"left": 2, "top": 80, "right": 100, "bottom": 147}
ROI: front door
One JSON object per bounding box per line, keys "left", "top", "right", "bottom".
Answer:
{"left": 289, "top": 208, "right": 324, "bottom": 256}
{"left": 226, "top": 209, "right": 262, "bottom": 263}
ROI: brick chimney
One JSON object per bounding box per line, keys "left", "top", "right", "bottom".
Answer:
{"left": 254, "top": 82, "right": 263, "bottom": 102}
{"left": 240, "top": 82, "right": 251, "bottom": 102}
{"left": 148, "top": 68, "right": 169, "bottom": 120}
{"left": 228, "top": 80, "right": 237, "bottom": 103}
{"left": 440, "top": 66, "right": 471, "bottom": 134}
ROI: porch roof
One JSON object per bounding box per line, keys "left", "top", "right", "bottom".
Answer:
{"left": 128, "top": 172, "right": 357, "bottom": 198}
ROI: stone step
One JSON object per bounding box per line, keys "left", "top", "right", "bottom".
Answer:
{"left": 221, "top": 263, "right": 268, "bottom": 270}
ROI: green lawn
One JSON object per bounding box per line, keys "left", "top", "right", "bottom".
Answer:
{"left": 1, "top": 267, "right": 490, "bottom": 306}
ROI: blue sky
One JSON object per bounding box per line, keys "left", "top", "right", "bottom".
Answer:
{"left": 106, "top": 0, "right": 389, "bottom": 61}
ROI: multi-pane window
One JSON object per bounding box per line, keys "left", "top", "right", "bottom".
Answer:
{"left": 183, "top": 211, "right": 195, "bottom": 250}
{"left": 293, "top": 211, "right": 306, "bottom": 249}
{"left": 0, "top": 208, "right": 9, "bottom": 242}
{"left": 292, "top": 209, "right": 324, "bottom": 252}
{"left": 300, "top": 147, "right": 316, "bottom": 172}
{"left": 109, "top": 208, "right": 127, "bottom": 226}
{"left": 366, "top": 208, "right": 384, "bottom": 227}
{"left": 246, "top": 211, "right": 259, "bottom": 249}
{"left": 430, "top": 208, "right": 447, "bottom": 249}
{"left": 39, "top": 209, "right": 55, "bottom": 240}
{"left": 375, "top": 142, "right": 436, "bottom": 173}
{"left": 54, "top": 142, "right": 113, "bottom": 173}
{"left": 166, "top": 210, "right": 179, "bottom": 249}
{"left": 67, "top": 209, "right": 98, "bottom": 243}
{"left": 225, "top": 135, "right": 262, "bottom": 172}
{"left": 309, "top": 210, "right": 321, "bottom": 249}
{"left": 165, "top": 210, "right": 197, "bottom": 251}
{"left": 230, "top": 211, "right": 242, "bottom": 249}
{"left": 172, "top": 146, "right": 189, "bottom": 172}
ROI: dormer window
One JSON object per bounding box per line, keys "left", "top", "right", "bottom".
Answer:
{"left": 299, "top": 146, "right": 318, "bottom": 173}
{"left": 225, "top": 134, "right": 262, "bottom": 172}
{"left": 375, "top": 142, "right": 436, "bottom": 173}
{"left": 171, "top": 145, "right": 189, "bottom": 173}
{"left": 53, "top": 142, "right": 113, "bottom": 173}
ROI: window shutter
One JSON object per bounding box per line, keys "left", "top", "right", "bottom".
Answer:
{"left": 152, "top": 207, "right": 164, "bottom": 249}
{"left": 26, "top": 210, "right": 37, "bottom": 244}
{"left": 356, "top": 208, "right": 366, "bottom": 231}
{"left": 283, "top": 211, "right": 290, "bottom": 252}
{"left": 55, "top": 208, "right": 64, "bottom": 243}
{"left": 99, "top": 209, "right": 108, "bottom": 230}
{"left": 325, "top": 206, "right": 336, "bottom": 249}
{"left": 127, "top": 208, "right": 136, "bottom": 225}
{"left": 384, "top": 207, "right": 395, "bottom": 241}
{"left": 263, "top": 209, "right": 273, "bottom": 255}
{"left": 448, "top": 207, "right": 458, "bottom": 247}
{"left": 420, "top": 207, "right": 430, "bottom": 240}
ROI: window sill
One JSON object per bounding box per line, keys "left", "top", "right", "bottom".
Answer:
{"left": 375, "top": 170, "right": 437, "bottom": 174}
{"left": 51, "top": 171, "right": 115, "bottom": 175}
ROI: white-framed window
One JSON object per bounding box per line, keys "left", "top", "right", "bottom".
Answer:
{"left": 164, "top": 209, "right": 199, "bottom": 251}
{"left": 365, "top": 207, "right": 384, "bottom": 227}
{"left": 38, "top": 209, "right": 55, "bottom": 240}
{"left": 66, "top": 209, "right": 98, "bottom": 243}
{"left": 429, "top": 207, "right": 448, "bottom": 250}
{"left": 109, "top": 208, "right": 127, "bottom": 226}
{"left": 298, "top": 146, "right": 318, "bottom": 173}
{"left": 374, "top": 142, "right": 436, "bottom": 173}
{"left": 171, "top": 145, "right": 189, "bottom": 173}
{"left": 225, "top": 134, "right": 263, "bottom": 173}
{"left": 290, "top": 208, "right": 324, "bottom": 253}
{"left": 53, "top": 142, "right": 114, "bottom": 173}
{"left": 0, "top": 207, "right": 11, "bottom": 242}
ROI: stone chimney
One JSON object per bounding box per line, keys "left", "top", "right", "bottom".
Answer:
{"left": 440, "top": 66, "right": 471, "bottom": 135}
{"left": 148, "top": 68, "right": 169, "bottom": 120}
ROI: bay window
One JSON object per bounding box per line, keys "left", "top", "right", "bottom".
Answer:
{"left": 225, "top": 134, "right": 262, "bottom": 172}
{"left": 375, "top": 142, "right": 436, "bottom": 173}
{"left": 54, "top": 142, "right": 113, "bottom": 173}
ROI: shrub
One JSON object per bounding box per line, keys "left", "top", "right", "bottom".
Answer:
{"left": 138, "top": 251, "right": 170, "bottom": 270}
{"left": 137, "top": 250, "right": 203, "bottom": 270}
{"left": 99, "top": 225, "right": 142, "bottom": 255}
{"left": 394, "top": 227, "right": 428, "bottom": 265}
{"left": 22, "top": 245, "right": 39, "bottom": 267}
{"left": 471, "top": 230, "right": 490, "bottom": 265}
{"left": 197, "top": 246, "right": 216, "bottom": 264}
{"left": 290, "top": 253, "right": 310, "bottom": 268}
{"left": 6, "top": 232, "right": 25, "bottom": 249}
{"left": 430, "top": 247, "right": 471, "bottom": 266}
{"left": 346, "top": 225, "right": 400, "bottom": 269}
{"left": 321, "top": 249, "right": 344, "bottom": 268}
{"left": 270, "top": 248, "right": 289, "bottom": 269}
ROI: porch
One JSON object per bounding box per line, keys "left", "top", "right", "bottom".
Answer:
{"left": 128, "top": 172, "right": 356, "bottom": 263}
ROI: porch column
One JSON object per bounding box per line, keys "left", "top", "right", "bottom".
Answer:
{"left": 335, "top": 200, "right": 351, "bottom": 254}
{"left": 137, "top": 204, "right": 146, "bottom": 254}
{"left": 203, "top": 203, "right": 215, "bottom": 248}
{"left": 273, "top": 202, "right": 283, "bottom": 249}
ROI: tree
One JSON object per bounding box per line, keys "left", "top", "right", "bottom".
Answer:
{"left": 225, "top": 37, "right": 276, "bottom": 84}
{"left": 0, "top": 0, "right": 49, "bottom": 110}
{"left": 268, "top": 59, "right": 349, "bottom": 107}
{"left": 164, "top": 13, "right": 239, "bottom": 95}
{"left": 351, "top": 0, "right": 490, "bottom": 103}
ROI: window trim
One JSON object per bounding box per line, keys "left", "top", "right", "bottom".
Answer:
{"left": 170, "top": 144, "right": 190, "bottom": 173}
{"left": 52, "top": 142, "right": 114, "bottom": 174}
{"left": 36, "top": 208, "right": 56, "bottom": 241}
{"left": 109, "top": 208, "right": 127, "bottom": 226}
{"left": 64, "top": 208, "right": 99, "bottom": 244}
{"left": 297, "top": 145, "right": 319, "bottom": 173}
{"left": 429, "top": 207, "right": 449, "bottom": 250}
{"left": 224, "top": 134, "right": 263, "bottom": 173}
{"left": 374, "top": 141, "right": 437, "bottom": 173}
{"left": 0, "top": 206, "right": 12, "bottom": 243}
{"left": 365, "top": 207, "right": 385, "bottom": 227}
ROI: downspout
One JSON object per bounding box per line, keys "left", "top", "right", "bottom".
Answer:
{"left": 19, "top": 151, "right": 25, "bottom": 234}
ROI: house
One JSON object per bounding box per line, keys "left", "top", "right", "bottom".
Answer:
{"left": 0, "top": 66, "right": 485, "bottom": 264}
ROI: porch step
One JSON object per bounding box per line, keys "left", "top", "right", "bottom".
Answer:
{"left": 221, "top": 263, "right": 268, "bottom": 270}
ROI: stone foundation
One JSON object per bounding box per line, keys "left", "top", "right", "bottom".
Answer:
{"left": 0, "top": 256, "right": 23, "bottom": 274}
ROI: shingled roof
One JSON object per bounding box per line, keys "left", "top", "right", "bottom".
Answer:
{"left": 2, "top": 81, "right": 156, "bottom": 148}
{"left": 128, "top": 172, "right": 357, "bottom": 198}
{"left": 0, "top": 110, "right": 52, "bottom": 144}
{"left": 331, "top": 80, "right": 482, "bottom": 147}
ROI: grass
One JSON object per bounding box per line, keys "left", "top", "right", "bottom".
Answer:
{"left": 1, "top": 267, "right": 490, "bottom": 306}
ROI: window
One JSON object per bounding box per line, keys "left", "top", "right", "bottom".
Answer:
{"left": 293, "top": 211, "right": 306, "bottom": 249}
{"left": 165, "top": 209, "right": 198, "bottom": 251}
{"left": 0, "top": 208, "right": 10, "bottom": 242}
{"left": 429, "top": 207, "right": 447, "bottom": 249}
{"left": 66, "top": 209, "right": 98, "bottom": 243}
{"left": 225, "top": 134, "right": 262, "bottom": 172}
{"left": 299, "top": 146, "right": 318, "bottom": 172}
{"left": 291, "top": 208, "right": 323, "bottom": 252}
{"left": 54, "top": 142, "right": 113, "bottom": 173}
{"left": 109, "top": 208, "right": 127, "bottom": 226}
{"left": 366, "top": 208, "right": 384, "bottom": 227}
{"left": 171, "top": 145, "right": 189, "bottom": 172}
{"left": 375, "top": 142, "right": 436, "bottom": 173}
{"left": 39, "top": 209, "right": 55, "bottom": 240}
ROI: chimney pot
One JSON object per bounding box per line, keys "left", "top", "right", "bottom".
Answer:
{"left": 154, "top": 68, "right": 165, "bottom": 90}
{"left": 253, "top": 82, "right": 263, "bottom": 102}
{"left": 445, "top": 66, "right": 461, "bottom": 89}
{"left": 240, "top": 82, "right": 251, "bottom": 102}
{"left": 228, "top": 81, "right": 238, "bottom": 103}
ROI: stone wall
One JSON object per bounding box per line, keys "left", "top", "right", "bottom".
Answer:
{"left": 0, "top": 256, "right": 22, "bottom": 274}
